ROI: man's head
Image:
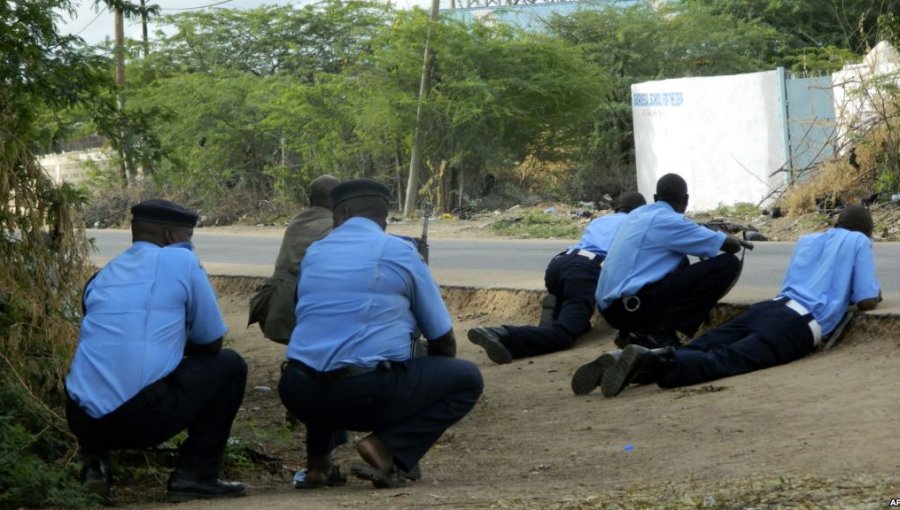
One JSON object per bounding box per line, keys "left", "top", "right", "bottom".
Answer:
{"left": 130, "top": 199, "right": 198, "bottom": 247}
{"left": 654, "top": 173, "right": 689, "bottom": 213}
{"left": 330, "top": 178, "right": 391, "bottom": 229}
{"left": 309, "top": 175, "right": 340, "bottom": 209}
{"left": 614, "top": 191, "right": 647, "bottom": 213}
{"left": 835, "top": 205, "right": 873, "bottom": 237}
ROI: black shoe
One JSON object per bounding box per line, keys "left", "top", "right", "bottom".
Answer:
{"left": 600, "top": 345, "right": 675, "bottom": 398}
{"left": 167, "top": 473, "right": 247, "bottom": 502}
{"left": 467, "top": 327, "right": 512, "bottom": 364}
{"left": 614, "top": 330, "right": 646, "bottom": 349}
{"left": 538, "top": 294, "right": 557, "bottom": 327}
{"left": 615, "top": 330, "right": 681, "bottom": 350}
{"left": 571, "top": 350, "right": 621, "bottom": 395}
{"left": 400, "top": 464, "right": 422, "bottom": 481}
{"left": 647, "top": 329, "right": 682, "bottom": 349}
{"left": 350, "top": 463, "right": 407, "bottom": 489}
{"left": 81, "top": 455, "right": 114, "bottom": 505}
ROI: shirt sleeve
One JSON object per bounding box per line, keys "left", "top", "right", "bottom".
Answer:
{"left": 402, "top": 245, "right": 453, "bottom": 340}
{"left": 658, "top": 214, "right": 726, "bottom": 258}
{"left": 850, "top": 237, "right": 880, "bottom": 303}
{"left": 186, "top": 257, "right": 228, "bottom": 344}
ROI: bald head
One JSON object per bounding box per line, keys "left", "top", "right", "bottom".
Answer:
{"left": 654, "top": 173, "right": 689, "bottom": 213}
{"left": 615, "top": 191, "right": 647, "bottom": 213}
{"left": 836, "top": 205, "right": 873, "bottom": 237}
{"left": 309, "top": 175, "right": 339, "bottom": 209}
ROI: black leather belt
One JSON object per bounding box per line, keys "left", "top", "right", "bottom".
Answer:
{"left": 284, "top": 359, "right": 382, "bottom": 383}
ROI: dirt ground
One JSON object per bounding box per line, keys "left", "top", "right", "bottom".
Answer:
{"left": 123, "top": 275, "right": 900, "bottom": 510}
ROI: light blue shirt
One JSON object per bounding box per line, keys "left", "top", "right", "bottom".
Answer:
{"left": 778, "top": 228, "right": 880, "bottom": 335}
{"left": 596, "top": 201, "right": 726, "bottom": 310}
{"left": 66, "top": 242, "right": 227, "bottom": 418}
{"left": 570, "top": 212, "right": 628, "bottom": 257}
{"left": 287, "top": 217, "right": 453, "bottom": 371}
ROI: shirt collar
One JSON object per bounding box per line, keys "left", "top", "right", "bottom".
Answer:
{"left": 341, "top": 216, "right": 385, "bottom": 232}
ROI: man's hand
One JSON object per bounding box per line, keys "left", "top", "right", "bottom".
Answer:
{"left": 427, "top": 329, "right": 456, "bottom": 357}
{"left": 720, "top": 235, "right": 743, "bottom": 253}
{"left": 857, "top": 290, "right": 881, "bottom": 311}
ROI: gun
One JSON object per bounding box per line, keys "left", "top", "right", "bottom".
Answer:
{"left": 410, "top": 201, "right": 433, "bottom": 358}
{"left": 419, "top": 201, "right": 432, "bottom": 264}
{"left": 823, "top": 309, "right": 856, "bottom": 350}
{"left": 701, "top": 220, "right": 762, "bottom": 250}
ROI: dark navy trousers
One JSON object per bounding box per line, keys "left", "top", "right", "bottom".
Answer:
{"left": 66, "top": 349, "right": 248, "bottom": 480}
{"left": 659, "top": 300, "right": 815, "bottom": 388}
{"left": 278, "top": 356, "right": 483, "bottom": 472}
{"left": 601, "top": 252, "right": 741, "bottom": 337}
{"left": 503, "top": 252, "right": 602, "bottom": 358}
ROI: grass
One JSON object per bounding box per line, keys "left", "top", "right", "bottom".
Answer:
{"left": 489, "top": 210, "right": 584, "bottom": 239}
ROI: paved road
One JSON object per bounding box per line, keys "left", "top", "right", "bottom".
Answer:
{"left": 87, "top": 229, "right": 900, "bottom": 311}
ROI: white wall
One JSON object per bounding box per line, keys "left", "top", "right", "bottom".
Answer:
{"left": 37, "top": 148, "right": 110, "bottom": 186}
{"left": 632, "top": 71, "right": 787, "bottom": 212}
{"left": 832, "top": 41, "right": 900, "bottom": 152}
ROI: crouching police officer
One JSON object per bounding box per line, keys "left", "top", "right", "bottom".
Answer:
{"left": 65, "top": 199, "right": 247, "bottom": 503}
{"left": 279, "top": 179, "right": 484, "bottom": 489}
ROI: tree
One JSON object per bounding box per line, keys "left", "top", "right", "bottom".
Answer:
{"left": 358, "top": 11, "right": 603, "bottom": 209}
{"left": 547, "top": 2, "right": 778, "bottom": 195}
{"left": 152, "top": 1, "right": 391, "bottom": 80}
{"left": 682, "top": 0, "right": 900, "bottom": 71}
{"left": 1, "top": 1, "right": 132, "bottom": 506}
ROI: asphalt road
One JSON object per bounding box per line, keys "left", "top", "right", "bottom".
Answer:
{"left": 87, "top": 229, "right": 900, "bottom": 310}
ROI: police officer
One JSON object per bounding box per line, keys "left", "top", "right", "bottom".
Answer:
{"left": 278, "top": 179, "right": 484, "bottom": 489}
{"left": 596, "top": 173, "right": 743, "bottom": 350}
{"left": 466, "top": 192, "right": 646, "bottom": 363}
{"left": 598, "top": 205, "right": 881, "bottom": 397}
{"left": 249, "top": 175, "right": 339, "bottom": 343}
{"left": 65, "top": 199, "right": 247, "bottom": 503}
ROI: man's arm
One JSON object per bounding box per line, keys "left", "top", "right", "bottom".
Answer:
{"left": 427, "top": 329, "right": 456, "bottom": 357}
{"left": 185, "top": 337, "right": 223, "bottom": 356}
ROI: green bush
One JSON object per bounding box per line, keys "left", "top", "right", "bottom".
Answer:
{"left": 490, "top": 210, "right": 583, "bottom": 239}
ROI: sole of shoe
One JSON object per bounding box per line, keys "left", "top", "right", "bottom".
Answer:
{"left": 600, "top": 346, "right": 645, "bottom": 398}
{"left": 467, "top": 329, "right": 512, "bottom": 364}
{"left": 538, "top": 294, "right": 557, "bottom": 327}
{"left": 570, "top": 352, "right": 620, "bottom": 395}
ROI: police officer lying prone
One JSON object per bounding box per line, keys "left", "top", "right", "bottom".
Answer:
{"left": 570, "top": 173, "right": 746, "bottom": 394}
{"left": 576, "top": 205, "right": 881, "bottom": 398}
{"left": 278, "top": 179, "right": 484, "bottom": 489}
{"left": 466, "top": 192, "right": 646, "bottom": 364}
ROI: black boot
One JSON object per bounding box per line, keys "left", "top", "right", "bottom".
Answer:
{"left": 615, "top": 330, "right": 681, "bottom": 349}
{"left": 538, "top": 294, "right": 557, "bottom": 327}
{"left": 81, "top": 454, "right": 115, "bottom": 505}
{"left": 571, "top": 350, "right": 622, "bottom": 395}
{"left": 167, "top": 472, "right": 247, "bottom": 502}
{"left": 467, "top": 327, "right": 512, "bottom": 364}
{"left": 600, "top": 345, "right": 675, "bottom": 398}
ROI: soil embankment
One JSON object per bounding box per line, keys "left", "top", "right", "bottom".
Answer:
{"left": 126, "top": 276, "right": 900, "bottom": 509}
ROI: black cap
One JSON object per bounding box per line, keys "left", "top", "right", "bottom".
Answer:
{"left": 131, "top": 199, "right": 199, "bottom": 227}
{"left": 330, "top": 179, "right": 390, "bottom": 207}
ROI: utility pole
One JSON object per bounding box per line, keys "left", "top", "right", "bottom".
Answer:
{"left": 403, "top": 0, "right": 441, "bottom": 218}
{"left": 114, "top": 6, "right": 129, "bottom": 186}
{"left": 140, "top": 0, "right": 149, "bottom": 58}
